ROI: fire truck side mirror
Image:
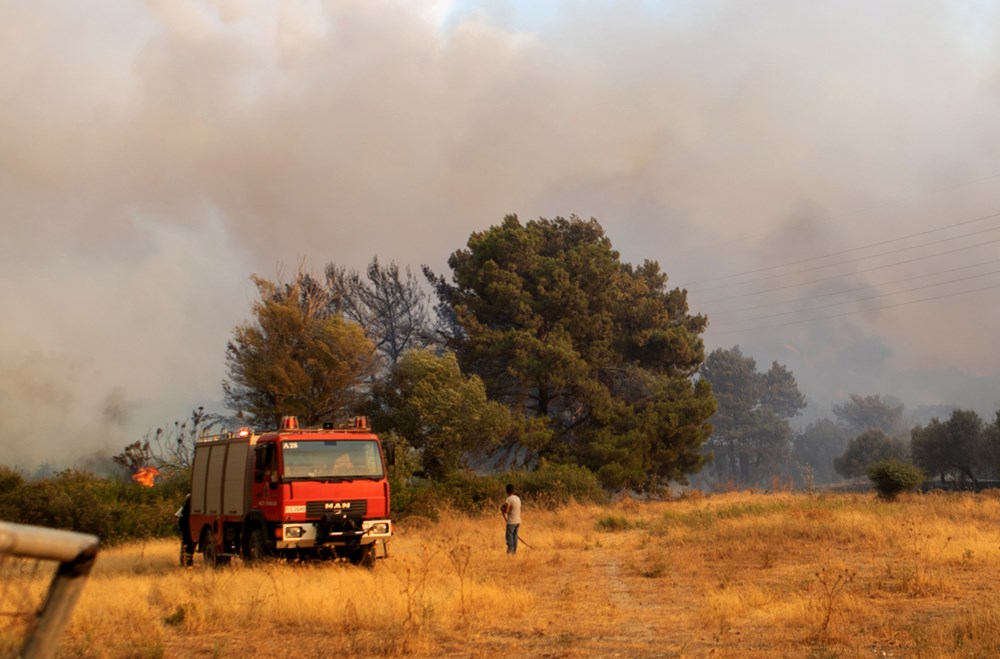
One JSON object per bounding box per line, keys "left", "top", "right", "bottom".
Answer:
{"left": 384, "top": 442, "right": 396, "bottom": 468}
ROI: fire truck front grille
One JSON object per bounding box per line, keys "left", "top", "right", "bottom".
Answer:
{"left": 306, "top": 499, "right": 367, "bottom": 519}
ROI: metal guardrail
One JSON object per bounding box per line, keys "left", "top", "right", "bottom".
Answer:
{"left": 0, "top": 521, "right": 100, "bottom": 659}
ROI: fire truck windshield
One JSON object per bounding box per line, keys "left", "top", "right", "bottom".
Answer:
{"left": 280, "top": 440, "right": 385, "bottom": 481}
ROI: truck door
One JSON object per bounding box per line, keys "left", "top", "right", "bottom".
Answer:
{"left": 253, "top": 442, "right": 278, "bottom": 511}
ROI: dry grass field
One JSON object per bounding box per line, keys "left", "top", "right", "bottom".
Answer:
{"left": 7, "top": 490, "right": 1000, "bottom": 658}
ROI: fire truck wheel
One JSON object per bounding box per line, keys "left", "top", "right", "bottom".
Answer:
{"left": 350, "top": 544, "right": 376, "bottom": 569}
{"left": 201, "top": 527, "right": 221, "bottom": 568}
{"left": 245, "top": 526, "right": 269, "bottom": 563}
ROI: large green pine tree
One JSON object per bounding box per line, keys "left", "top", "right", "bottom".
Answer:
{"left": 429, "top": 214, "right": 715, "bottom": 489}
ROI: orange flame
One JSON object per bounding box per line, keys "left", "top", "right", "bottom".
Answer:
{"left": 132, "top": 466, "right": 160, "bottom": 487}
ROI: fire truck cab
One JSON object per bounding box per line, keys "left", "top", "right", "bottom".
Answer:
{"left": 186, "top": 416, "right": 393, "bottom": 567}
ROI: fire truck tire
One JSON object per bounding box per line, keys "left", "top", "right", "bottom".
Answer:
{"left": 350, "top": 544, "right": 376, "bottom": 569}
{"left": 245, "top": 526, "right": 269, "bottom": 563}
{"left": 201, "top": 527, "right": 221, "bottom": 568}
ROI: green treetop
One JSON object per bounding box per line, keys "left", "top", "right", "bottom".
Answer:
{"left": 428, "top": 214, "right": 715, "bottom": 490}
{"left": 700, "top": 346, "right": 806, "bottom": 486}
{"left": 223, "top": 274, "right": 375, "bottom": 428}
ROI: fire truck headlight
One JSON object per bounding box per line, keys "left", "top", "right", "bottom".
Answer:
{"left": 368, "top": 523, "right": 389, "bottom": 535}
{"left": 284, "top": 526, "right": 305, "bottom": 539}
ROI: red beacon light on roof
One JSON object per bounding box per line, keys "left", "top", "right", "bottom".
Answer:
{"left": 237, "top": 427, "right": 251, "bottom": 438}
{"left": 280, "top": 416, "right": 299, "bottom": 430}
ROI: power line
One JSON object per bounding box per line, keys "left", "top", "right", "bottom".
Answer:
{"left": 711, "top": 268, "right": 1000, "bottom": 328}
{"left": 709, "top": 281, "right": 1000, "bottom": 337}
{"left": 681, "top": 184, "right": 1000, "bottom": 341}
{"left": 701, "top": 256, "right": 1000, "bottom": 313}
{"left": 681, "top": 172, "right": 1000, "bottom": 257}
{"left": 689, "top": 226, "right": 1000, "bottom": 294}
{"left": 684, "top": 210, "right": 1000, "bottom": 290}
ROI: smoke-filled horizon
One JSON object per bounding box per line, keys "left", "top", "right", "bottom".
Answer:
{"left": 3, "top": 0, "right": 1000, "bottom": 470}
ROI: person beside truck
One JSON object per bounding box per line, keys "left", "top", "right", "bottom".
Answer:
{"left": 500, "top": 483, "right": 521, "bottom": 555}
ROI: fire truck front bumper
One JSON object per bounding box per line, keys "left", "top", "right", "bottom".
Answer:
{"left": 276, "top": 519, "right": 392, "bottom": 549}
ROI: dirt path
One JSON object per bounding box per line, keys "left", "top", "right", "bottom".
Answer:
{"left": 488, "top": 536, "right": 706, "bottom": 658}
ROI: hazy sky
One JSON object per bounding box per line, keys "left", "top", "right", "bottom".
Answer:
{"left": 3, "top": 0, "right": 1000, "bottom": 469}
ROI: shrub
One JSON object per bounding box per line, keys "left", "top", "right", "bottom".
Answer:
{"left": 384, "top": 432, "right": 421, "bottom": 516}
{"left": 0, "top": 466, "right": 25, "bottom": 520}
{"left": 505, "top": 463, "right": 607, "bottom": 509}
{"left": 0, "top": 465, "right": 23, "bottom": 495}
{"left": 866, "top": 460, "right": 925, "bottom": 500}
{"left": 0, "top": 466, "right": 189, "bottom": 545}
{"left": 595, "top": 515, "right": 638, "bottom": 532}
{"left": 391, "top": 463, "right": 608, "bottom": 519}
{"left": 436, "top": 472, "right": 504, "bottom": 514}
{"left": 393, "top": 472, "right": 504, "bottom": 519}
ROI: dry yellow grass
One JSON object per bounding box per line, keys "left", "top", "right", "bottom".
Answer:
{"left": 8, "top": 490, "right": 1000, "bottom": 657}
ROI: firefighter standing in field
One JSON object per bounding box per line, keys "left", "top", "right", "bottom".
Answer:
{"left": 500, "top": 483, "right": 521, "bottom": 555}
{"left": 176, "top": 494, "right": 194, "bottom": 566}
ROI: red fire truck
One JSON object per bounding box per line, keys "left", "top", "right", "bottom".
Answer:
{"left": 183, "top": 416, "right": 393, "bottom": 567}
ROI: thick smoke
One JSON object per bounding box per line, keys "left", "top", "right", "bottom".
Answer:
{"left": 2, "top": 0, "right": 1000, "bottom": 468}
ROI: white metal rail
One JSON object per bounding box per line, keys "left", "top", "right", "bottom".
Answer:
{"left": 0, "top": 521, "right": 100, "bottom": 659}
